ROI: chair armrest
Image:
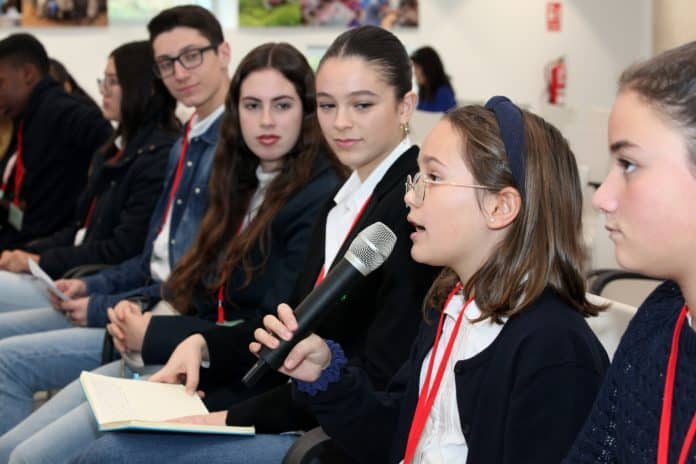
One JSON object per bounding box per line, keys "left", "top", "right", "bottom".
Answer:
{"left": 282, "top": 426, "right": 356, "bottom": 464}
{"left": 62, "top": 264, "right": 111, "bottom": 279}
{"left": 587, "top": 268, "right": 660, "bottom": 295}
{"left": 283, "top": 427, "right": 332, "bottom": 464}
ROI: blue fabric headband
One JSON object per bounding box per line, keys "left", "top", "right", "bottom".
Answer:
{"left": 484, "top": 96, "right": 526, "bottom": 198}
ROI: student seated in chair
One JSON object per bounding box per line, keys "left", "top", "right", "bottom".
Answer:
{"left": 0, "top": 33, "right": 112, "bottom": 250}
{"left": 0, "top": 4, "right": 229, "bottom": 454}
{"left": 566, "top": 40, "right": 696, "bottom": 464}
{"left": 0, "top": 40, "right": 179, "bottom": 312}
{"left": 0, "top": 40, "right": 343, "bottom": 464}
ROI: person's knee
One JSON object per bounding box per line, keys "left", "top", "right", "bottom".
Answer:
{"left": 0, "top": 338, "right": 21, "bottom": 377}
{"left": 8, "top": 443, "right": 36, "bottom": 464}
{"left": 72, "top": 437, "right": 124, "bottom": 464}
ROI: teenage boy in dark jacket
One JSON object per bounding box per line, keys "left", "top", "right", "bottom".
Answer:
{"left": 0, "top": 33, "right": 112, "bottom": 249}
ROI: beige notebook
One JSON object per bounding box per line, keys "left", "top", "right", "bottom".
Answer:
{"left": 80, "top": 371, "right": 255, "bottom": 435}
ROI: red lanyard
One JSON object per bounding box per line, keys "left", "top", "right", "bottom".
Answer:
{"left": 216, "top": 285, "right": 226, "bottom": 324}
{"left": 216, "top": 221, "right": 246, "bottom": 323}
{"left": 314, "top": 194, "right": 372, "bottom": 287}
{"left": 657, "top": 305, "right": 696, "bottom": 464}
{"left": 403, "top": 283, "right": 474, "bottom": 464}
{"left": 1, "top": 121, "right": 25, "bottom": 206}
{"left": 107, "top": 148, "right": 124, "bottom": 166}
{"left": 160, "top": 118, "right": 193, "bottom": 230}
{"left": 83, "top": 198, "right": 98, "bottom": 228}
{"left": 82, "top": 148, "right": 123, "bottom": 231}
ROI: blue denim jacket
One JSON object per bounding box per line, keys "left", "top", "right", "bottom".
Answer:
{"left": 82, "top": 116, "right": 221, "bottom": 327}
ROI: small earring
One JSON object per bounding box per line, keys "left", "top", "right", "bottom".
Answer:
{"left": 489, "top": 217, "right": 495, "bottom": 223}
{"left": 400, "top": 123, "right": 409, "bottom": 135}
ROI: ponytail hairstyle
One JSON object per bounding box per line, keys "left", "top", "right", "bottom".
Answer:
{"left": 319, "top": 25, "right": 412, "bottom": 100}
{"left": 618, "top": 41, "right": 696, "bottom": 167}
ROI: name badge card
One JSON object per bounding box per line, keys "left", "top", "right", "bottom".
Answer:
{"left": 8, "top": 203, "right": 23, "bottom": 231}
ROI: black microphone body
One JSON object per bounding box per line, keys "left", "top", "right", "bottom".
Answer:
{"left": 242, "top": 258, "right": 362, "bottom": 388}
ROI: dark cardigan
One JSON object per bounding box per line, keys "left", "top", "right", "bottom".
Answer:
{"left": 299, "top": 288, "right": 609, "bottom": 464}
{"left": 565, "top": 281, "right": 696, "bottom": 463}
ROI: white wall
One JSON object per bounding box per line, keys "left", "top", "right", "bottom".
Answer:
{"left": 654, "top": 0, "right": 696, "bottom": 53}
{"left": 4, "top": 0, "right": 652, "bottom": 179}
{"left": 5, "top": 1, "right": 652, "bottom": 108}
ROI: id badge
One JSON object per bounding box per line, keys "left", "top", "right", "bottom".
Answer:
{"left": 8, "top": 203, "right": 23, "bottom": 231}
{"left": 217, "top": 319, "right": 244, "bottom": 327}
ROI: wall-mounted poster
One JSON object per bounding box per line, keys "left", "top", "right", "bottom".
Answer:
{"left": 0, "top": 0, "right": 21, "bottom": 26}
{"left": 21, "top": 0, "right": 107, "bottom": 26}
{"left": 240, "top": 0, "right": 418, "bottom": 28}
{"left": 108, "top": 0, "right": 212, "bottom": 22}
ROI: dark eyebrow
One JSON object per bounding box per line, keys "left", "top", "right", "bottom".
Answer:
{"left": 156, "top": 44, "right": 210, "bottom": 60}
{"left": 240, "top": 95, "right": 296, "bottom": 102}
{"left": 609, "top": 140, "right": 639, "bottom": 154}
{"left": 421, "top": 155, "right": 447, "bottom": 167}
{"left": 347, "top": 90, "right": 379, "bottom": 98}
{"left": 316, "top": 90, "right": 379, "bottom": 99}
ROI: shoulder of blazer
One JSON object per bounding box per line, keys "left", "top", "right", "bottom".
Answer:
{"left": 371, "top": 145, "right": 419, "bottom": 201}
{"left": 116, "top": 125, "right": 178, "bottom": 166}
{"left": 274, "top": 154, "right": 342, "bottom": 225}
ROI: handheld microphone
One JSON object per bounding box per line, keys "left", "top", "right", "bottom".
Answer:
{"left": 242, "top": 222, "right": 397, "bottom": 388}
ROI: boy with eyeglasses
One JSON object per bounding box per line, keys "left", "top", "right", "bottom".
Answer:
{"left": 0, "top": 6, "right": 231, "bottom": 463}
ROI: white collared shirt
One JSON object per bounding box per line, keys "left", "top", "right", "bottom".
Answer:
{"left": 149, "top": 105, "right": 225, "bottom": 283}
{"left": 323, "top": 137, "right": 411, "bottom": 271}
{"left": 241, "top": 165, "right": 279, "bottom": 231}
{"left": 406, "top": 296, "right": 505, "bottom": 464}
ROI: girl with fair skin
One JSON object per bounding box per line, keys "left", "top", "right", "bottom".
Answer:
{"left": 0, "top": 42, "right": 341, "bottom": 464}
{"left": 566, "top": 41, "right": 696, "bottom": 463}
{"left": 252, "top": 101, "right": 609, "bottom": 463}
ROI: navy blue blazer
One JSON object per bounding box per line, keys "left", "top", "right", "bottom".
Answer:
{"left": 140, "top": 155, "right": 342, "bottom": 364}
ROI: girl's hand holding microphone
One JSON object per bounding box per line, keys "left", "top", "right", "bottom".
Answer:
{"left": 249, "top": 303, "right": 331, "bottom": 383}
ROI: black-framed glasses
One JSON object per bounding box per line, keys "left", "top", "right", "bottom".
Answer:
{"left": 405, "top": 172, "right": 492, "bottom": 207}
{"left": 153, "top": 44, "right": 218, "bottom": 78}
{"left": 96, "top": 76, "right": 119, "bottom": 95}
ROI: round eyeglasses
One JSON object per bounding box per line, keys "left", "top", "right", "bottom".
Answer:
{"left": 96, "top": 76, "right": 119, "bottom": 95}
{"left": 404, "top": 172, "right": 492, "bottom": 207}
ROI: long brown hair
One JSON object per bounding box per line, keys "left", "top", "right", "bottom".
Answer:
{"left": 425, "top": 105, "right": 602, "bottom": 321}
{"left": 166, "top": 42, "right": 336, "bottom": 313}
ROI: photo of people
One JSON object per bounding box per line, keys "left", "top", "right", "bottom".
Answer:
{"left": 108, "top": 0, "right": 211, "bottom": 22}
{"left": 21, "top": 0, "right": 107, "bottom": 26}
{"left": 239, "top": 0, "right": 418, "bottom": 28}
{"left": 0, "top": 0, "right": 21, "bottom": 26}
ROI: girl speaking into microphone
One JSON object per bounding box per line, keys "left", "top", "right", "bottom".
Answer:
{"left": 253, "top": 98, "right": 609, "bottom": 463}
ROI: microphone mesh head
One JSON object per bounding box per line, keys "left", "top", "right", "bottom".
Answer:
{"left": 346, "top": 222, "right": 397, "bottom": 276}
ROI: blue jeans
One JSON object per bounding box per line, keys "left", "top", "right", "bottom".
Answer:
{"left": 72, "top": 432, "right": 298, "bottom": 464}
{"left": 0, "top": 360, "right": 161, "bottom": 464}
{"left": 0, "top": 307, "right": 103, "bottom": 435}
{"left": 0, "top": 271, "right": 52, "bottom": 312}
